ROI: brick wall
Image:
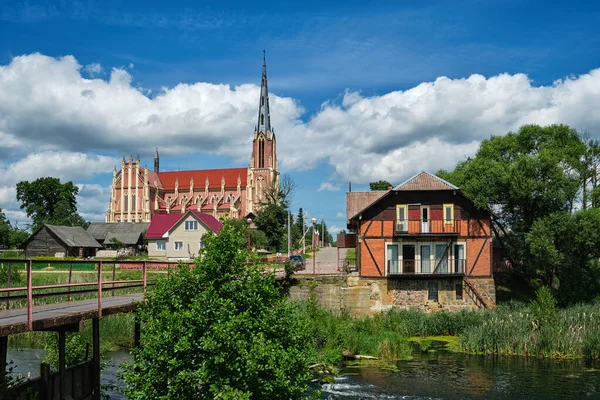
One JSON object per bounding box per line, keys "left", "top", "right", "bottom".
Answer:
{"left": 466, "top": 238, "right": 492, "bottom": 276}
{"left": 360, "top": 239, "right": 385, "bottom": 276}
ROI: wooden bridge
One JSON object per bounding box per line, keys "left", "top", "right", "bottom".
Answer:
{"left": 0, "top": 259, "right": 187, "bottom": 400}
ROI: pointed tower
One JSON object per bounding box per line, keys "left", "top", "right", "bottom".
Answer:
{"left": 249, "top": 51, "right": 279, "bottom": 214}
{"left": 154, "top": 148, "right": 160, "bottom": 173}
{"left": 257, "top": 50, "right": 271, "bottom": 135}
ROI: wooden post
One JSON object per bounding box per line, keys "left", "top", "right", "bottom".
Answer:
{"left": 112, "top": 262, "right": 116, "bottom": 297}
{"left": 40, "top": 363, "right": 50, "bottom": 399}
{"left": 58, "top": 330, "right": 66, "bottom": 400}
{"left": 92, "top": 317, "right": 101, "bottom": 400}
{"left": 27, "top": 260, "right": 32, "bottom": 331}
{"left": 142, "top": 261, "right": 147, "bottom": 295}
{"left": 6, "top": 263, "right": 10, "bottom": 310}
{"left": 0, "top": 336, "right": 7, "bottom": 388}
{"left": 67, "top": 262, "right": 73, "bottom": 302}
{"left": 97, "top": 261, "right": 102, "bottom": 318}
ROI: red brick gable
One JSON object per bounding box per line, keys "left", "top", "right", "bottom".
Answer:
{"left": 394, "top": 171, "right": 458, "bottom": 191}
{"left": 158, "top": 168, "right": 248, "bottom": 191}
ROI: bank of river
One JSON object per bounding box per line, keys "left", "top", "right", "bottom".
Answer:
{"left": 7, "top": 344, "right": 600, "bottom": 399}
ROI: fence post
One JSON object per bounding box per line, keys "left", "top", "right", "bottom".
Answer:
{"left": 6, "top": 262, "right": 10, "bottom": 310}
{"left": 27, "top": 260, "right": 32, "bottom": 331}
{"left": 67, "top": 262, "right": 73, "bottom": 302}
{"left": 97, "top": 261, "right": 102, "bottom": 318}
{"left": 112, "top": 262, "right": 116, "bottom": 297}
{"left": 142, "top": 261, "right": 147, "bottom": 295}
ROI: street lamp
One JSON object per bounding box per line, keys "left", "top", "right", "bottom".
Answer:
{"left": 311, "top": 217, "right": 317, "bottom": 274}
{"left": 246, "top": 218, "right": 252, "bottom": 254}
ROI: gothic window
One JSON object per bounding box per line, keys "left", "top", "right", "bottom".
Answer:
{"left": 261, "top": 114, "right": 264, "bottom": 125}
{"left": 261, "top": 96, "right": 264, "bottom": 105}
{"left": 124, "top": 195, "right": 128, "bottom": 211}
{"left": 132, "top": 194, "right": 136, "bottom": 210}
{"left": 258, "top": 137, "right": 265, "bottom": 168}
{"left": 227, "top": 194, "right": 233, "bottom": 203}
{"left": 211, "top": 194, "right": 217, "bottom": 203}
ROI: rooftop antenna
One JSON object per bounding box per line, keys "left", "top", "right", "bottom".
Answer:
{"left": 349, "top": 182, "right": 352, "bottom": 192}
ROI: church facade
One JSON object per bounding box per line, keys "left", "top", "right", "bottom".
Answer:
{"left": 105, "top": 55, "right": 279, "bottom": 223}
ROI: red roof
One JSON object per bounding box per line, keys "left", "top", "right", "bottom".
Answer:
{"left": 145, "top": 211, "right": 223, "bottom": 239}
{"left": 158, "top": 168, "right": 247, "bottom": 191}
{"left": 218, "top": 203, "right": 232, "bottom": 209}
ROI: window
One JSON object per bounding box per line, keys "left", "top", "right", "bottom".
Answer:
{"left": 386, "top": 244, "right": 399, "bottom": 275}
{"left": 174, "top": 241, "right": 184, "bottom": 251}
{"left": 456, "top": 283, "right": 463, "bottom": 300}
{"left": 124, "top": 194, "right": 128, "bottom": 212}
{"left": 132, "top": 194, "right": 136, "bottom": 210}
{"left": 428, "top": 282, "right": 438, "bottom": 302}
{"left": 261, "top": 114, "right": 264, "bottom": 125}
{"left": 454, "top": 244, "right": 465, "bottom": 273}
{"left": 261, "top": 96, "right": 264, "bottom": 105}
{"left": 185, "top": 220, "right": 198, "bottom": 231}
{"left": 156, "top": 240, "right": 166, "bottom": 251}
{"left": 435, "top": 244, "right": 448, "bottom": 273}
{"left": 420, "top": 245, "right": 431, "bottom": 273}
{"left": 396, "top": 204, "right": 407, "bottom": 232}
{"left": 443, "top": 204, "right": 454, "bottom": 223}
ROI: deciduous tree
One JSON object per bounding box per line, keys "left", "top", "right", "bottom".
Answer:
{"left": 121, "top": 220, "right": 314, "bottom": 399}
{"left": 369, "top": 180, "right": 393, "bottom": 191}
{"left": 16, "top": 177, "right": 87, "bottom": 230}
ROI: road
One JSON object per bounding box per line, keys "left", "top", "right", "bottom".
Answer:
{"left": 296, "top": 247, "right": 348, "bottom": 274}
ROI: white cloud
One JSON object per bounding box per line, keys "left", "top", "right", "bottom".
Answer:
{"left": 3, "top": 53, "right": 600, "bottom": 222}
{"left": 83, "top": 62, "right": 103, "bottom": 76}
{"left": 336, "top": 212, "right": 344, "bottom": 218}
{"left": 317, "top": 182, "right": 340, "bottom": 192}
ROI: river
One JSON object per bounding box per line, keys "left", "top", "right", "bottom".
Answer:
{"left": 7, "top": 343, "right": 600, "bottom": 399}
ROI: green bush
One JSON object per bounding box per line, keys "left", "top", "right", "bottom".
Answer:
{"left": 121, "top": 221, "right": 315, "bottom": 399}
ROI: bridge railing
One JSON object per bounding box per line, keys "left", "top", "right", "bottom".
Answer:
{"left": 0, "top": 259, "right": 193, "bottom": 331}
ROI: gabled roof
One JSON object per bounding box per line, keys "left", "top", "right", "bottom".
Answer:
{"left": 346, "top": 191, "right": 387, "bottom": 224}
{"left": 29, "top": 225, "right": 102, "bottom": 248}
{"left": 145, "top": 211, "right": 223, "bottom": 239}
{"left": 348, "top": 172, "right": 461, "bottom": 222}
{"left": 394, "top": 171, "right": 459, "bottom": 191}
{"left": 158, "top": 168, "right": 247, "bottom": 191}
{"left": 87, "top": 222, "right": 150, "bottom": 245}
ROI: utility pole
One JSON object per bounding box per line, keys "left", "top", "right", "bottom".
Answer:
{"left": 287, "top": 212, "right": 291, "bottom": 257}
{"left": 321, "top": 220, "right": 324, "bottom": 247}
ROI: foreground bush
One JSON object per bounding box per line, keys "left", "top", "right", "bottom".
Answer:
{"left": 121, "top": 221, "right": 314, "bottom": 399}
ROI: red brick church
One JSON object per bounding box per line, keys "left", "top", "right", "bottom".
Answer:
{"left": 105, "top": 54, "right": 279, "bottom": 222}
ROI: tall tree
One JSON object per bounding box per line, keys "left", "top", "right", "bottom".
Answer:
{"left": 16, "top": 177, "right": 87, "bottom": 230}
{"left": 369, "top": 180, "right": 393, "bottom": 191}
{"left": 0, "top": 210, "right": 10, "bottom": 247}
{"left": 254, "top": 204, "right": 288, "bottom": 251}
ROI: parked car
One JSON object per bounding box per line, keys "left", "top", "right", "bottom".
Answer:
{"left": 288, "top": 255, "right": 306, "bottom": 270}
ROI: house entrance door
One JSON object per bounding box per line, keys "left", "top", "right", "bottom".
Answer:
{"left": 402, "top": 244, "right": 415, "bottom": 274}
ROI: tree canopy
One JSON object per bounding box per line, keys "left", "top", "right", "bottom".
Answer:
{"left": 369, "top": 180, "right": 393, "bottom": 191}
{"left": 122, "top": 220, "right": 314, "bottom": 399}
{"left": 16, "top": 177, "right": 87, "bottom": 230}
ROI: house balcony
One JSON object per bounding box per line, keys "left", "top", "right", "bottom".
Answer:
{"left": 387, "top": 259, "right": 466, "bottom": 276}
{"left": 395, "top": 219, "right": 459, "bottom": 236}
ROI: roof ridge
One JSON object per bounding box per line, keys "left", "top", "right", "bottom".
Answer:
{"left": 394, "top": 171, "right": 458, "bottom": 191}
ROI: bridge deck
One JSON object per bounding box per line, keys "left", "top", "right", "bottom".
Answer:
{"left": 0, "top": 294, "right": 143, "bottom": 336}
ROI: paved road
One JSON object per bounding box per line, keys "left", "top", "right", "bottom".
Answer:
{"left": 297, "top": 247, "right": 348, "bottom": 275}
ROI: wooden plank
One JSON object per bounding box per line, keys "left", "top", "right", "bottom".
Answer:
{"left": 0, "top": 294, "right": 143, "bottom": 336}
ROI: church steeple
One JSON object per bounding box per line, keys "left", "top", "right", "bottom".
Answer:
{"left": 257, "top": 50, "right": 271, "bottom": 134}
{"left": 154, "top": 147, "right": 160, "bottom": 173}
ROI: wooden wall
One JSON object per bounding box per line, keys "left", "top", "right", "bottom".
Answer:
{"left": 24, "top": 227, "right": 67, "bottom": 258}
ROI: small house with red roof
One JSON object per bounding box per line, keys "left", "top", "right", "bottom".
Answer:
{"left": 105, "top": 54, "right": 279, "bottom": 223}
{"left": 346, "top": 172, "right": 496, "bottom": 311}
{"left": 145, "top": 210, "right": 223, "bottom": 260}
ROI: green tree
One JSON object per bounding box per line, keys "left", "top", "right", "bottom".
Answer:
{"left": 16, "top": 177, "right": 87, "bottom": 230}
{"left": 369, "top": 180, "right": 393, "bottom": 191}
{"left": 0, "top": 210, "right": 10, "bottom": 247}
{"left": 121, "top": 220, "right": 314, "bottom": 399}
{"left": 9, "top": 227, "right": 29, "bottom": 249}
{"left": 254, "top": 203, "right": 287, "bottom": 251}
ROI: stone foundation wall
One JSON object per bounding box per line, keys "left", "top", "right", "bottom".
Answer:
{"left": 289, "top": 274, "right": 496, "bottom": 316}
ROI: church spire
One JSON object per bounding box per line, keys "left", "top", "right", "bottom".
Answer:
{"left": 257, "top": 50, "right": 271, "bottom": 134}
{"left": 154, "top": 147, "right": 160, "bottom": 173}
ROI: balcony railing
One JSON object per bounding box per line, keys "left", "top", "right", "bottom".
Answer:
{"left": 387, "top": 259, "right": 465, "bottom": 275}
{"left": 395, "top": 219, "right": 459, "bottom": 235}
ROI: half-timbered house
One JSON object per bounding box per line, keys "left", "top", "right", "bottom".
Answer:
{"left": 347, "top": 172, "right": 495, "bottom": 310}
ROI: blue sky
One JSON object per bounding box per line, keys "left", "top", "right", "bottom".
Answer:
{"left": 1, "top": 0, "right": 600, "bottom": 233}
